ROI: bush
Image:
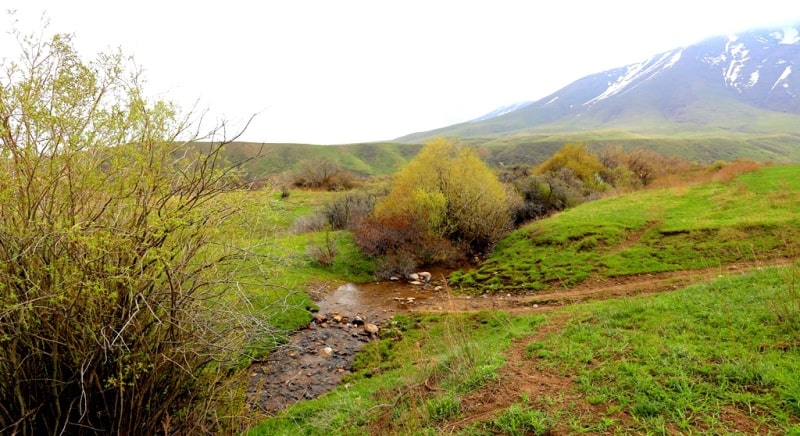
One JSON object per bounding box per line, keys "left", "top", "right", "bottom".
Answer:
{"left": 291, "top": 213, "right": 328, "bottom": 234}
{"left": 0, "top": 27, "right": 270, "bottom": 434}
{"left": 353, "top": 214, "right": 462, "bottom": 278}
{"left": 290, "top": 159, "right": 359, "bottom": 190}
{"left": 535, "top": 143, "right": 609, "bottom": 193}
{"left": 323, "top": 191, "right": 378, "bottom": 230}
{"left": 371, "top": 138, "right": 512, "bottom": 255}
{"left": 306, "top": 232, "right": 340, "bottom": 266}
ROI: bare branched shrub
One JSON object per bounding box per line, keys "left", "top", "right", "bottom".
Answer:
{"left": 291, "top": 159, "right": 359, "bottom": 191}
{"left": 306, "top": 232, "right": 340, "bottom": 266}
{"left": 291, "top": 213, "right": 328, "bottom": 234}
{"left": 323, "top": 191, "right": 378, "bottom": 230}
{"left": 0, "top": 26, "right": 273, "bottom": 435}
{"left": 354, "top": 214, "right": 462, "bottom": 278}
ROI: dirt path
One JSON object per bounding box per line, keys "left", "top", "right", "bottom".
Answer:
{"left": 246, "top": 257, "right": 796, "bottom": 416}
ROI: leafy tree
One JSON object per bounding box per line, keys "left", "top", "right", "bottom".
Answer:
{"left": 370, "top": 137, "right": 511, "bottom": 254}
{"left": 0, "top": 26, "right": 271, "bottom": 434}
{"left": 535, "top": 143, "right": 609, "bottom": 193}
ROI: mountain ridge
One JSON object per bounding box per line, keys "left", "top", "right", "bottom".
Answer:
{"left": 396, "top": 24, "right": 800, "bottom": 143}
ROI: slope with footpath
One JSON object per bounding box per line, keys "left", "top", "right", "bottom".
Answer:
{"left": 249, "top": 164, "right": 800, "bottom": 435}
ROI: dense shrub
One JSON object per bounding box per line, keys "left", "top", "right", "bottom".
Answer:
{"left": 0, "top": 27, "right": 270, "bottom": 435}
{"left": 353, "top": 214, "right": 463, "bottom": 278}
{"left": 372, "top": 138, "right": 512, "bottom": 254}
{"left": 535, "top": 143, "right": 610, "bottom": 193}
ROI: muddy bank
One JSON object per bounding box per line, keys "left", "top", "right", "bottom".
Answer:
{"left": 246, "top": 278, "right": 446, "bottom": 415}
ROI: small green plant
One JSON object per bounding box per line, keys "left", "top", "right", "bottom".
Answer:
{"left": 425, "top": 394, "right": 461, "bottom": 422}
{"left": 487, "top": 403, "right": 553, "bottom": 436}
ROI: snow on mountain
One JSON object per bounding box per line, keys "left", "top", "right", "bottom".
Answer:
{"left": 584, "top": 48, "right": 683, "bottom": 106}
{"left": 396, "top": 23, "right": 800, "bottom": 142}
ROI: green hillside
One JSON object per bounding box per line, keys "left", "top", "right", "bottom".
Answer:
{"left": 213, "top": 134, "right": 800, "bottom": 183}
{"left": 451, "top": 165, "right": 800, "bottom": 293}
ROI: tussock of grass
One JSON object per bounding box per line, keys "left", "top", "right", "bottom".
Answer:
{"left": 452, "top": 165, "right": 800, "bottom": 294}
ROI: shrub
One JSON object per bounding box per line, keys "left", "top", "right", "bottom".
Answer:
{"left": 372, "top": 138, "right": 512, "bottom": 255}
{"left": 353, "top": 214, "right": 462, "bottom": 278}
{"left": 306, "top": 232, "right": 340, "bottom": 266}
{"left": 291, "top": 159, "right": 359, "bottom": 190}
{"left": 0, "top": 27, "right": 270, "bottom": 434}
{"left": 535, "top": 143, "right": 609, "bottom": 193}
{"left": 291, "top": 213, "right": 328, "bottom": 234}
{"left": 323, "top": 190, "right": 378, "bottom": 230}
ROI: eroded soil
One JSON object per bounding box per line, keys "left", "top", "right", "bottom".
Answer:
{"left": 247, "top": 257, "right": 796, "bottom": 417}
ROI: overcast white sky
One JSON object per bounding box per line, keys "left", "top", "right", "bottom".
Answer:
{"left": 3, "top": 1, "right": 799, "bottom": 144}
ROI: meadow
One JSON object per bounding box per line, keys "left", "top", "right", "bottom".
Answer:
{"left": 244, "top": 164, "right": 800, "bottom": 434}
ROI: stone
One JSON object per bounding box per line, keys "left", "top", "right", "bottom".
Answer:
{"left": 320, "top": 347, "right": 333, "bottom": 357}
{"left": 352, "top": 314, "right": 365, "bottom": 326}
{"left": 409, "top": 280, "right": 423, "bottom": 286}
{"left": 408, "top": 273, "right": 419, "bottom": 281}
{"left": 418, "top": 271, "right": 432, "bottom": 282}
{"left": 313, "top": 313, "right": 327, "bottom": 324}
{"left": 364, "top": 323, "right": 379, "bottom": 336}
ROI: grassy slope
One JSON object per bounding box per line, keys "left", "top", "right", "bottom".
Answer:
{"left": 246, "top": 166, "right": 800, "bottom": 435}
{"left": 527, "top": 266, "right": 800, "bottom": 434}
{"left": 450, "top": 165, "right": 800, "bottom": 293}
{"left": 210, "top": 134, "right": 800, "bottom": 183}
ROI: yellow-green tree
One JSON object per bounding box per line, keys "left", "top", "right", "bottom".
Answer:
{"left": 535, "top": 143, "right": 609, "bottom": 192}
{"left": 374, "top": 137, "right": 511, "bottom": 252}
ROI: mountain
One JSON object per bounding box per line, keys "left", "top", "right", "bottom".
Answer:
{"left": 397, "top": 25, "right": 800, "bottom": 143}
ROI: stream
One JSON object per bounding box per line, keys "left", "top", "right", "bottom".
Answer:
{"left": 246, "top": 276, "right": 447, "bottom": 415}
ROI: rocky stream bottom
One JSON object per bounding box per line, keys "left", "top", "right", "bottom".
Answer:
{"left": 246, "top": 276, "right": 448, "bottom": 415}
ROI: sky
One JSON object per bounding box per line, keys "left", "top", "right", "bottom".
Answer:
{"left": 3, "top": 1, "right": 800, "bottom": 144}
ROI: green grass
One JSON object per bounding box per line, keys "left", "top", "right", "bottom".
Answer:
{"left": 246, "top": 265, "right": 800, "bottom": 435}
{"left": 528, "top": 264, "right": 800, "bottom": 434}
{"left": 451, "top": 165, "right": 800, "bottom": 294}
{"left": 247, "top": 312, "right": 547, "bottom": 435}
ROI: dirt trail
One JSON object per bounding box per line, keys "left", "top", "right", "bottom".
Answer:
{"left": 246, "top": 257, "right": 796, "bottom": 416}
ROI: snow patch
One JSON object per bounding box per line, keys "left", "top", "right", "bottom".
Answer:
{"left": 702, "top": 54, "right": 726, "bottom": 66}
{"left": 545, "top": 96, "right": 559, "bottom": 105}
{"left": 779, "top": 28, "right": 800, "bottom": 45}
{"left": 584, "top": 49, "right": 683, "bottom": 105}
{"left": 724, "top": 40, "right": 749, "bottom": 89}
{"left": 771, "top": 66, "right": 792, "bottom": 91}
{"left": 747, "top": 70, "right": 760, "bottom": 87}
